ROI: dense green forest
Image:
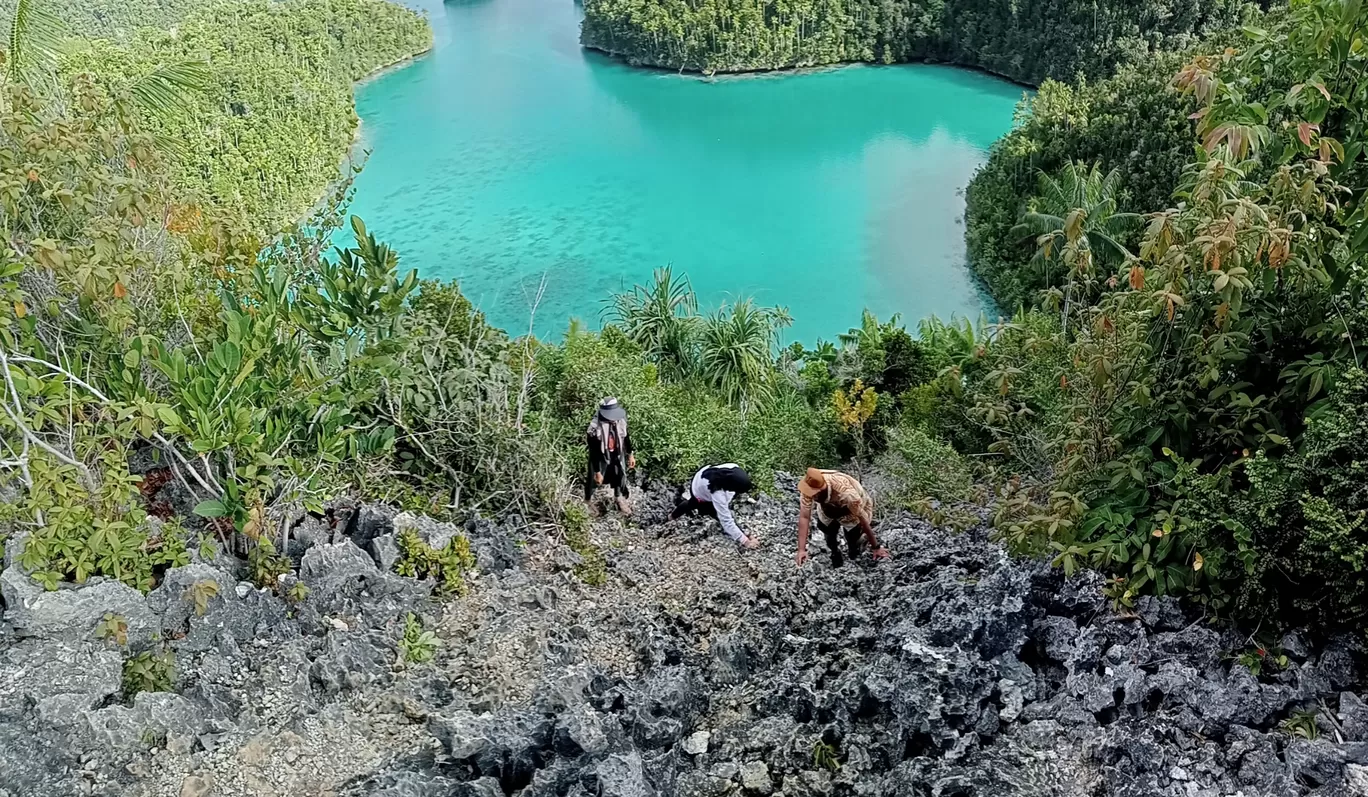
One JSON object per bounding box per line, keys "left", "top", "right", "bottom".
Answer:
{"left": 580, "top": 0, "right": 1251, "bottom": 83}
{"left": 954, "top": 0, "right": 1368, "bottom": 628}
{"left": 11, "top": 0, "right": 431, "bottom": 233}
{"left": 6, "top": 0, "right": 1368, "bottom": 641}
{"left": 964, "top": 52, "right": 1203, "bottom": 308}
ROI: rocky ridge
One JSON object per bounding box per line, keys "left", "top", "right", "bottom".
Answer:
{"left": 1, "top": 477, "right": 1367, "bottom": 796}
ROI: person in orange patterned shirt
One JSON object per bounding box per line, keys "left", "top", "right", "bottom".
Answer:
{"left": 795, "top": 468, "right": 891, "bottom": 568}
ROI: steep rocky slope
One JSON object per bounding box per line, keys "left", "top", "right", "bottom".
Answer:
{"left": 2, "top": 476, "right": 1367, "bottom": 797}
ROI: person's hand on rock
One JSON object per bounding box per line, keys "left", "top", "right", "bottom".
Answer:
{"left": 872, "top": 547, "right": 892, "bottom": 561}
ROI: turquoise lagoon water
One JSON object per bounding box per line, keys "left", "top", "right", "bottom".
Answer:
{"left": 345, "top": 0, "right": 1025, "bottom": 342}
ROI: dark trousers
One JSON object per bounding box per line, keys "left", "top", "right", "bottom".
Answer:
{"left": 585, "top": 460, "right": 629, "bottom": 501}
{"left": 820, "top": 518, "right": 864, "bottom": 567}
{"left": 670, "top": 497, "right": 716, "bottom": 521}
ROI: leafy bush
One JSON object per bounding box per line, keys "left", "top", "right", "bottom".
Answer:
{"left": 123, "top": 648, "right": 175, "bottom": 697}
{"left": 879, "top": 423, "right": 974, "bottom": 509}
{"left": 400, "top": 612, "right": 440, "bottom": 663}
{"left": 13, "top": 444, "right": 190, "bottom": 590}
{"left": 394, "top": 529, "right": 477, "bottom": 595}
{"left": 539, "top": 328, "right": 837, "bottom": 486}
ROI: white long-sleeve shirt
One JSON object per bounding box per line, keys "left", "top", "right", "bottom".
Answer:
{"left": 691, "top": 463, "right": 746, "bottom": 542}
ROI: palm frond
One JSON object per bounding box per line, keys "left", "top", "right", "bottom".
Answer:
{"left": 1099, "top": 211, "right": 1144, "bottom": 237}
{"left": 1035, "top": 170, "right": 1072, "bottom": 214}
{"left": 128, "top": 59, "right": 211, "bottom": 118}
{"left": 1085, "top": 231, "right": 1135, "bottom": 266}
{"left": 8, "top": 0, "right": 64, "bottom": 78}
{"left": 603, "top": 266, "right": 699, "bottom": 378}
{"left": 1011, "top": 212, "right": 1066, "bottom": 241}
{"left": 1098, "top": 167, "right": 1126, "bottom": 206}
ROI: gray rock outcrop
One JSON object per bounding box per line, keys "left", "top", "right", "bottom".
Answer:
{"left": 2, "top": 484, "right": 1367, "bottom": 797}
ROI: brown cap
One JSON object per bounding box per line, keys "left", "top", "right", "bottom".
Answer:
{"left": 798, "top": 468, "right": 827, "bottom": 498}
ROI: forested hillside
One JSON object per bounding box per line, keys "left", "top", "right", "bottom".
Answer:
{"left": 952, "top": 0, "right": 1368, "bottom": 629}
{"left": 580, "top": 0, "right": 1251, "bottom": 83}
{"left": 20, "top": 0, "right": 431, "bottom": 232}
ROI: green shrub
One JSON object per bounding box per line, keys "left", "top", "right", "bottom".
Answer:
{"left": 123, "top": 648, "right": 175, "bottom": 698}
{"left": 540, "top": 328, "right": 838, "bottom": 486}
{"left": 559, "top": 502, "right": 606, "bottom": 586}
{"left": 394, "top": 529, "right": 477, "bottom": 595}
{"left": 879, "top": 424, "right": 974, "bottom": 510}
{"left": 16, "top": 451, "right": 189, "bottom": 592}
{"left": 880, "top": 326, "right": 931, "bottom": 395}
{"left": 604, "top": 267, "right": 793, "bottom": 409}
{"left": 399, "top": 612, "right": 440, "bottom": 663}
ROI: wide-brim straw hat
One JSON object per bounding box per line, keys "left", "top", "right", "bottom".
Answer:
{"left": 798, "top": 468, "right": 827, "bottom": 498}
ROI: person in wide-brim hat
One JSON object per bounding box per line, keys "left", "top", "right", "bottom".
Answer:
{"left": 596, "top": 397, "right": 627, "bottom": 421}
{"left": 795, "top": 467, "right": 890, "bottom": 568}
{"left": 585, "top": 398, "right": 635, "bottom": 515}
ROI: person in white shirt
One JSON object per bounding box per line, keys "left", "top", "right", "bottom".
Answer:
{"left": 669, "top": 463, "right": 760, "bottom": 549}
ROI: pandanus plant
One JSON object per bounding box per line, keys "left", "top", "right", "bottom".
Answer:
{"left": 1012, "top": 161, "right": 1141, "bottom": 336}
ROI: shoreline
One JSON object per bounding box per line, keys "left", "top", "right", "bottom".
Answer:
{"left": 349, "top": 44, "right": 435, "bottom": 155}
{"left": 579, "top": 40, "right": 1041, "bottom": 91}
{"left": 292, "top": 41, "right": 435, "bottom": 235}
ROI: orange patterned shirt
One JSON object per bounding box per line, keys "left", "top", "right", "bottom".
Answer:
{"left": 800, "top": 470, "right": 873, "bottom": 527}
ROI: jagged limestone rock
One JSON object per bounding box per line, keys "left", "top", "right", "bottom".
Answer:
{"left": 1, "top": 568, "right": 158, "bottom": 644}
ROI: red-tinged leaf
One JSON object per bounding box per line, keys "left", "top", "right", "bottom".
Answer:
{"left": 1297, "top": 122, "right": 1318, "bottom": 148}
{"left": 113, "top": 281, "right": 127, "bottom": 299}
{"left": 1311, "top": 80, "right": 1331, "bottom": 100}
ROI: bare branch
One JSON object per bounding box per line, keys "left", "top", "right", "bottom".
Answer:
{"left": 8, "top": 351, "right": 224, "bottom": 496}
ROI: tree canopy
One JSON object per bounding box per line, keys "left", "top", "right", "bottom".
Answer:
{"left": 581, "top": 0, "right": 1251, "bottom": 84}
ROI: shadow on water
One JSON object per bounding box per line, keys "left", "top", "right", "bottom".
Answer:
{"left": 579, "top": 50, "right": 1026, "bottom": 161}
